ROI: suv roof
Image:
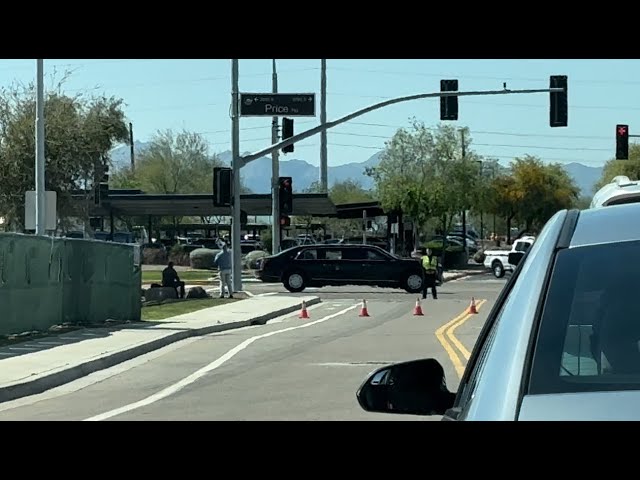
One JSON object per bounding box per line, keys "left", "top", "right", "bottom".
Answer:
{"left": 571, "top": 201, "right": 640, "bottom": 248}
{"left": 590, "top": 175, "right": 640, "bottom": 209}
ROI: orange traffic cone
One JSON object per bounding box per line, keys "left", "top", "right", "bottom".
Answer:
{"left": 359, "top": 299, "right": 370, "bottom": 317}
{"left": 413, "top": 298, "right": 424, "bottom": 316}
{"left": 468, "top": 297, "right": 478, "bottom": 314}
{"left": 299, "top": 300, "right": 310, "bottom": 319}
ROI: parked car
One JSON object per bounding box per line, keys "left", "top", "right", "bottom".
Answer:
{"left": 257, "top": 243, "right": 424, "bottom": 293}
{"left": 356, "top": 202, "right": 640, "bottom": 420}
{"left": 483, "top": 236, "right": 535, "bottom": 278}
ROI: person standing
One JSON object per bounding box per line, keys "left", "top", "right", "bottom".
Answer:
{"left": 421, "top": 247, "right": 438, "bottom": 300}
{"left": 214, "top": 243, "right": 233, "bottom": 298}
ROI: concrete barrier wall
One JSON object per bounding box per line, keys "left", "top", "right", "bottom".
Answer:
{"left": 0, "top": 233, "right": 141, "bottom": 336}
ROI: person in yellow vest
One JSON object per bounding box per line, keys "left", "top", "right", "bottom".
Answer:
{"left": 421, "top": 247, "right": 438, "bottom": 300}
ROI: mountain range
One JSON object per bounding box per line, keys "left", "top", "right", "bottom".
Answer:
{"left": 110, "top": 142, "right": 604, "bottom": 198}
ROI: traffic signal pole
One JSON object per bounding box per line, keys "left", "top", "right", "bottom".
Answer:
{"left": 230, "top": 59, "right": 565, "bottom": 292}
{"left": 231, "top": 60, "right": 243, "bottom": 293}
{"left": 237, "top": 86, "right": 565, "bottom": 167}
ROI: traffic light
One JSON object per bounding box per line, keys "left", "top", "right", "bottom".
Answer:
{"left": 282, "top": 117, "right": 294, "bottom": 153}
{"left": 94, "top": 182, "right": 109, "bottom": 206}
{"left": 100, "top": 163, "right": 109, "bottom": 184}
{"left": 440, "top": 79, "right": 458, "bottom": 121}
{"left": 279, "top": 176, "right": 293, "bottom": 214}
{"left": 549, "top": 75, "right": 568, "bottom": 127}
{"left": 280, "top": 214, "right": 291, "bottom": 227}
{"left": 240, "top": 210, "right": 248, "bottom": 225}
{"left": 616, "top": 124, "right": 629, "bottom": 160}
{"left": 213, "top": 167, "right": 233, "bottom": 206}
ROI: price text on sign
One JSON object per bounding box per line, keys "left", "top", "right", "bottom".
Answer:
{"left": 239, "top": 93, "right": 316, "bottom": 117}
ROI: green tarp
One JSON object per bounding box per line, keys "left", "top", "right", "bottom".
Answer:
{"left": 0, "top": 233, "right": 141, "bottom": 336}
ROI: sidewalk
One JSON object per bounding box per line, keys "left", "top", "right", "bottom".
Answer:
{"left": 0, "top": 295, "right": 321, "bottom": 404}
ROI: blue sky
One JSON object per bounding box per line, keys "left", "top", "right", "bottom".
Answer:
{"left": 2, "top": 59, "right": 637, "bottom": 168}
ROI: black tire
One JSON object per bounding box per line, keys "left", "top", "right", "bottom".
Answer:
{"left": 283, "top": 270, "right": 307, "bottom": 292}
{"left": 403, "top": 272, "right": 424, "bottom": 294}
{"left": 492, "top": 260, "right": 505, "bottom": 278}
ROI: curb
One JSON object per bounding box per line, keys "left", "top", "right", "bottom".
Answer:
{"left": 442, "top": 270, "right": 486, "bottom": 283}
{"left": 0, "top": 296, "right": 322, "bottom": 405}
{"left": 142, "top": 278, "right": 259, "bottom": 287}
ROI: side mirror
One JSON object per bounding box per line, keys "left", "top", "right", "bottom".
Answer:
{"left": 508, "top": 251, "right": 525, "bottom": 266}
{"left": 356, "top": 358, "right": 456, "bottom": 416}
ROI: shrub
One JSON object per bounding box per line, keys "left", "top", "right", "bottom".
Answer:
{"left": 168, "top": 244, "right": 191, "bottom": 267}
{"left": 142, "top": 248, "right": 167, "bottom": 265}
{"left": 245, "top": 250, "right": 268, "bottom": 269}
{"left": 189, "top": 248, "right": 220, "bottom": 269}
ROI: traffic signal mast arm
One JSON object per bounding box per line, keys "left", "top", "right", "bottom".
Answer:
{"left": 238, "top": 86, "right": 566, "bottom": 167}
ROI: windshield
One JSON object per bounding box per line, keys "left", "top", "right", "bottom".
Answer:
{"left": 529, "top": 240, "right": 640, "bottom": 395}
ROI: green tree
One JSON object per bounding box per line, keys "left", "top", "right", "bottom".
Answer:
{"left": 484, "top": 174, "right": 520, "bottom": 243}
{"left": 594, "top": 143, "right": 640, "bottom": 192}
{"left": 128, "top": 129, "right": 221, "bottom": 195}
{"left": 366, "top": 120, "right": 482, "bottom": 239}
{"left": 483, "top": 156, "right": 579, "bottom": 242}
{"left": 0, "top": 78, "right": 129, "bottom": 231}
{"left": 510, "top": 156, "right": 579, "bottom": 233}
{"left": 110, "top": 130, "right": 254, "bottom": 230}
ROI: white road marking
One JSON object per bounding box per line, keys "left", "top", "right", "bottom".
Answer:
{"left": 0, "top": 303, "right": 331, "bottom": 414}
{"left": 83, "top": 304, "right": 358, "bottom": 421}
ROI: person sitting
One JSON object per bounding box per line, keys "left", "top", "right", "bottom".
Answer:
{"left": 162, "top": 261, "right": 185, "bottom": 299}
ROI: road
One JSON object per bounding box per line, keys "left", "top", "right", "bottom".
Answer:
{"left": 0, "top": 273, "right": 505, "bottom": 421}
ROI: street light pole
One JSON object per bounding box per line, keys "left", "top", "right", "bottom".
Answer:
{"left": 460, "top": 129, "right": 469, "bottom": 259}
{"left": 271, "top": 59, "right": 281, "bottom": 255}
{"left": 35, "top": 59, "right": 46, "bottom": 236}
{"left": 231, "top": 60, "right": 243, "bottom": 292}
{"left": 476, "top": 160, "right": 484, "bottom": 248}
{"left": 320, "top": 59, "right": 328, "bottom": 192}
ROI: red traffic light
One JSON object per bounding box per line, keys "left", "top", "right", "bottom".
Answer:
{"left": 617, "top": 125, "right": 628, "bottom": 137}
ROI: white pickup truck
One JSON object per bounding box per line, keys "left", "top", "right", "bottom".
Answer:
{"left": 483, "top": 236, "right": 535, "bottom": 278}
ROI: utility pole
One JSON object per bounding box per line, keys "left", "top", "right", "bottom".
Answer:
{"left": 461, "top": 129, "right": 469, "bottom": 259}
{"left": 476, "top": 160, "right": 484, "bottom": 248}
{"left": 271, "top": 59, "right": 281, "bottom": 255}
{"left": 320, "top": 59, "right": 328, "bottom": 192}
{"left": 129, "top": 122, "right": 135, "bottom": 172}
{"left": 231, "top": 60, "right": 243, "bottom": 293}
{"left": 35, "top": 59, "right": 46, "bottom": 236}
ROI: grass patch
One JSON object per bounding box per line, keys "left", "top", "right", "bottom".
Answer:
{"left": 142, "top": 297, "right": 241, "bottom": 321}
{"left": 141, "top": 269, "right": 216, "bottom": 284}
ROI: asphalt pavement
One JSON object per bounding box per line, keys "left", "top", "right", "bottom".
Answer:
{"left": 0, "top": 272, "right": 505, "bottom": 421}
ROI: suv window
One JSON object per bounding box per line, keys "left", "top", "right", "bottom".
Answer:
{"left": 297, "top": 249, "right": 317, "bottom": 260}
{"left": 366, "top": 249, "right": 387, "bottom": 261}
{"left": 325, "top": 249, "right": 342, "bottom": 260}
{"left": 528, "top": 239, "right": 640, "bottom": 395}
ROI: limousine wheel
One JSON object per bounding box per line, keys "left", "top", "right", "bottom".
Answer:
{"left": 283, "top": 270, "right": 306, "bottom": 293}
{"left": 404, "top": 273, "right": 424, "bottom": 294}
